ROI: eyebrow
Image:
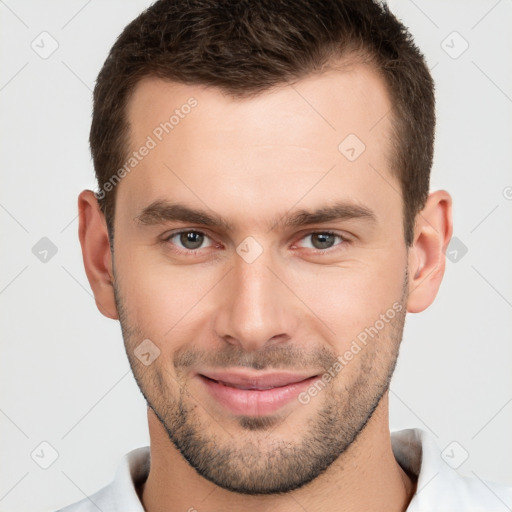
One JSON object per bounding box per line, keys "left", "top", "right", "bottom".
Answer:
{"left": 134, "top": 200, "right": 377, "bottom": 231}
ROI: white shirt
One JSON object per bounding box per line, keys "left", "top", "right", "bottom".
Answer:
{"left": 57, "top": 428, "right": 512, "bottom": 511}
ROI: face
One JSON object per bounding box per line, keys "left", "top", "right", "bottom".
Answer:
{"left": 111, "top": 64, "right": 410, "bottom": 494}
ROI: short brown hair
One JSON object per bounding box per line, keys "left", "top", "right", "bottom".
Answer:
{"left": 90, "top": 0, "right": 434, "bottom": 246}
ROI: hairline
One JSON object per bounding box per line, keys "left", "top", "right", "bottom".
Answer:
{"left": 105, "top": 53, "right": 410, "bottom": 249}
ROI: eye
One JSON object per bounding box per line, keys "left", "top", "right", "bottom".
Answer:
{"left": 297, "top": 231, "right": 346, "bottom": 251}
{"left": 164, "top": 230, "right": 214, "bottom": 251}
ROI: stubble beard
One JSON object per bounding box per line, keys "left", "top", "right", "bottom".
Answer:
{"left": 114, "top": 270, "right": 408, "bottom": 495}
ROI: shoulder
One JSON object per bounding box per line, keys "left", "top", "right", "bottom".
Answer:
{"left": 391, "top": 428, "right": 512, "bottom": 512}
{"left": 56, "top": 447, "right": 150, "bottom": 512}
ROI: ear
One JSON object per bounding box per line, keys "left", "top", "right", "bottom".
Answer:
{"left": 78, "top": 190, "right": 119, "bottom": 320}
{"left": 407, "top": 190, "right": 453, "bottom": 313}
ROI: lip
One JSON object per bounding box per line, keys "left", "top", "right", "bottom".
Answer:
{"left": 197, "top": 370, "right": 319, "bottom": 416}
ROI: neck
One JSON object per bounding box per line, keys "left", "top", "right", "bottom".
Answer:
{"left": 140, "top": 393, "right": 416, "bottom": 512}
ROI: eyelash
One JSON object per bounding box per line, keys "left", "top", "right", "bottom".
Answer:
{"left": 161, "top": 229, "right": 348, "bottom": 256}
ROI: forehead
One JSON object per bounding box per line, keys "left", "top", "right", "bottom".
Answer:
{"left": 118, "top": 64, "right": 398, "bottom": 230}
{"left": 126, "top": 63, "right": 392, "bottom": 148}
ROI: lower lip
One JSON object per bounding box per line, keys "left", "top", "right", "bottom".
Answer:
{"left": 198, "top": 375, "right": 318, "bottom": 416}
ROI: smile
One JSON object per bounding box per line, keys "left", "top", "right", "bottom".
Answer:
{"left": 197, "top": 370, "right": 320, "bottom": 416}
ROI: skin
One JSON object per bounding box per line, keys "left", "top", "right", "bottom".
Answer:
{"left": 78, "top": 63, "right": 452, "bottom": 511}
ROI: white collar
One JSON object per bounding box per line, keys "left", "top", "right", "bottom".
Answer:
{"left": 69, "top": 428, "right": 511, "bottom": 511}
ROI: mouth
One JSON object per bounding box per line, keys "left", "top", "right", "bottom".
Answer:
{"left": 197, "top": 370, "right": 320, "bottom": 416}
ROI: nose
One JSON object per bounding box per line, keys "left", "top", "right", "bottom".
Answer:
{"left": 213, "top": 246, "right": 298, "bottom": 352}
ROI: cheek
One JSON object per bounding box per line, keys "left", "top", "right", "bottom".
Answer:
{"left": 115, "top": 229, "right": 406, "bottom": 355}
{"left": 116, "top": 249, "right": 223, "bottom": 341}
{"left": 284, "top": 254, "right": 406, "bottom": 349}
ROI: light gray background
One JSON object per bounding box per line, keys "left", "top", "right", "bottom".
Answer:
{"left": 1, "top": 1, "right": 511, "bottom": 511}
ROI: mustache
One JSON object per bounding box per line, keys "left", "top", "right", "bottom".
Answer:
{"left": 173, "top": 343, "right": 339, "bottom": 372}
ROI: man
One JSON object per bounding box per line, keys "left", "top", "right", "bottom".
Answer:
{"left": 59, "top": 0, "right": 512, "bottom": 510}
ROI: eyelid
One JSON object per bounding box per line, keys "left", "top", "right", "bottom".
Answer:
{"left": 292, "top": 230, "right": 348, "bottom": 251}
{"left": 162, "top": 228, "right": 213, "bottom": 241}
{"left": 161, "top": 228, "right": 218, "bottom": 253}
{"left": 161, "top": 228, "right": 350, "bottom": 254}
